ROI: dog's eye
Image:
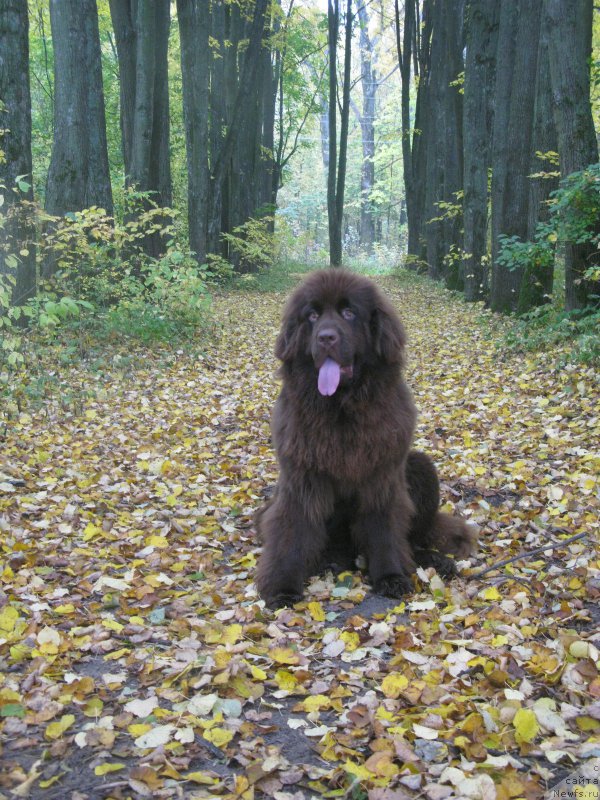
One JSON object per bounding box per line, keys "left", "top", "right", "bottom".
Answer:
{"left": 341, "top": 307, "right": 355, "bottom": 321}
{"left": 307, "top": 310, "right": 319, "bottom": 323}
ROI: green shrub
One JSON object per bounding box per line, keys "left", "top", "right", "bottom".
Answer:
{"left": 505, "top": 304, "right": 600, "bottom": 364}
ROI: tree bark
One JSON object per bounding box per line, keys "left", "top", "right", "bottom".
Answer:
{"left": 327, "top": 0, "right": 353, "bottom": 267}
{"left": 405, "top": 0, "right": 433, "bottom": 266}
{"left": 208, "top": 0, "right": 269, "bottom": 240}
{"left": 422, "top": 0, "right": 464, "bottom": 285}
{"left": 517, "top": 6, "right": 557, "bottom": 313}
{"left": 462, "top": 0, "right": 498, "bottom": 301}
{"left": 177, "top": 0, "right": 210, "bottom": 265}
{"left": 490, "top": 0, "right": 542, "bottom": 313}
{"left": 0, "top": 0, "right": 36, "bottom": 305}
{"left": 109, "top": 0, "right": 171, "bottom": 259}
{"left": 545, "top": 0, "right": 599, "bottom": 310}
{"left": 395, "top": 0, "right": 424, "bottom": 266}
{"left": 357, "top": 2, "right": 377, "bottom": 252}
{"left": 45, "top": 0, "right": 113, "bottom": 219}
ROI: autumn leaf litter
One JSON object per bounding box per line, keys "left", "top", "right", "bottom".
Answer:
{"left": 0, "top": 276, "right": 598, "bottom": 800}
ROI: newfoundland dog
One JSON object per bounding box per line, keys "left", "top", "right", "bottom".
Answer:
{"left": 256, "top": 269, "right": 476, "bottom": 608}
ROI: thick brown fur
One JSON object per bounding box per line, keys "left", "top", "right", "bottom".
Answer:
{"left": 255, "top": 269, "right": 476, "bottom": 608}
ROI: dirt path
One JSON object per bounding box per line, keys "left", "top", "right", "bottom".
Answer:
{"left": 1, "top": 275, "right": 598, "bottom": 799}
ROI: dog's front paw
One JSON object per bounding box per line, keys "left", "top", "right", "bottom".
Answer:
{"left": 373, "top": 573, "right": 413, "bottom": 598}
{"left": 262, "top": 591, "right": 303, "bottom": 609}
{"left": 414, "top": 549, "right": 458, "bottom": 578}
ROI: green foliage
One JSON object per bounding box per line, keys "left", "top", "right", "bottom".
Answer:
{"left": 0, "top": 184, "right": 214, "bottom": 420}
{"left": 550, "top": 163, "right": 600, "bottom": 284}
{"left": 106, "top": 255, "right": 212, "bottom": 344}
{"left": 220, "top": 215, "right": 276, "bottom": 273}
{"left": 23, "top": 294, "right": 93, "bottom": 328}
{"left": 428, "top": 191, "right": 464, "bottom": 224}
{"left": 496, "top": 233, "right": 554, "bottom": 277}
{"left": 497, "top": 163, "right": 600, "bottom": 295}
{"left": 505, "top": 304, "right": 600, "bottom": 365}
{"left": 495, "top": 163, "right": 600, "bottom": 361}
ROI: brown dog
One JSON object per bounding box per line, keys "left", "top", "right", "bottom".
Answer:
{"left": 256, "top": 269, "right": 476, "bottom": 608}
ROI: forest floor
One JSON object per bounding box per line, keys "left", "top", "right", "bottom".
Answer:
{"left": 0, "top": 272, "right": 599, "bottom": 800}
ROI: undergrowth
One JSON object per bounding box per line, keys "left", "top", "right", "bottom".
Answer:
{"left": 504, "top": 304, "right": 600, "bottom": 365}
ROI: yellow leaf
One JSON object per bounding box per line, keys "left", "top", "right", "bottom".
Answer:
{"left": 83, "top": 523, "right": 102, "bottom": 542}
{"left": 513, "top": 708, "right": 539, "bottom": 744}
{"left": 340, "top": 631, "right": 360, "bottom": 651}
{"left": 102, "top": 618, "right": 124, "bottom": 633}
{"left": 221, "top": 624, "right": 243, "bottom": 645}
{"left": 301, "top": 695, "right": 330, "bottom": 713}
{"left": 39, "top": 774, "right": 65, "bottom": 789}
{"left": 343, "top": 759, "right": 373, "bottom": 780}
{"left": 94, "top": 763, "right": 126, "bottom": 776}
{"left": 275, "top": 669, "right": 297, "bottom": 691}
{"left": 145, "top": 535, "right": 169, "bottom": 548}
{"left": 85, "top": 409, "right": 97, "bottom": 420}
{"left": 381, "top": 673, "right": 409, "bottom": 699}
{"left": 307, "top": 601, "right": 325, "bottom": 621}
{"left": 10, "top": 643, "right": 30, "bottom": 662}
{"left": 185, "top": 771, "right": 218, "bottom": 785}
{"left": 249, "top": 665, "right": 267, "bottom": 681}
{"left": 45, "top": 714, "right": 75, "bottom": 740}
{"left": 480, "top": 587, "right": 502, "bottom": 601}
{"left": 82, "top": 698, "right": 104, "bottom": 717}
{"left": 55, "top": 604, "right": 75, "bottom": 615}
{"left": 104, "top": 648, "right": 130, "bottom": 660}
{"left": 232, "top": 775, "right": 253, "bottom": 800}
{"left": 0, "top": 605, "right": 20, "bottom": 633}
{"left": 271, "top": 647, "right": 300, "bottom": 665}
{"left": 575, "top": 716, "right": 599, "bottom": 732}
{"left": 203, "top": 727, "right": 234, "bottom": 748}
{"left": 128, "top": 723, "right": 152, "bottom": 737}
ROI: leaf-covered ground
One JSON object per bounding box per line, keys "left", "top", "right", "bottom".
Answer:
{"left": 1, "top": 274, "right": 599, "bottom": 800}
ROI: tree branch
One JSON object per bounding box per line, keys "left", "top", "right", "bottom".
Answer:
{"left": 470, "top": 531, "right": 588, "bottom": 580}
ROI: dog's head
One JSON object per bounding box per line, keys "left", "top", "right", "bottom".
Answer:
{"left": 275, "top": 270, "right": 406, "bottom": 396}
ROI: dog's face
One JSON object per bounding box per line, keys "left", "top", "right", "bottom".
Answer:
{"left": 276, "top": 270, "right": 406, "bottom": 396}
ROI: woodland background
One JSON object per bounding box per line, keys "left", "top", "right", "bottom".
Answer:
{"left": 0, "top": 0, "right": 599, "bottom": 354}
{"left": 1, "top": 3, "right": 600, "bottom": 799}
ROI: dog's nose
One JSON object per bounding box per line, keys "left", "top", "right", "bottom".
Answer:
{"left": 318, "top": 328, "right": 339, "bottom": 347}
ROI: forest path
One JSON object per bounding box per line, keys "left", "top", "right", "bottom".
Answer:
{"left": 1, "top": 273, "right": 598, "bottom": 799}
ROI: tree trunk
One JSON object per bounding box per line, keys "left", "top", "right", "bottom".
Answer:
{"left": 462, "top": 0, "right": 498, "bottom": 301}
{"left": 407, "top": 0, "right": 433, "bottom": 266}
{"left": 177, "top": 0, "right": 210, "bottom": 265}
{"left": 422, "top": 0, "right": 464, "bottom": 285}
{"left": 208, "top": 0, "right": 228, "bottom": 255}
{"left": 109, "top": 0, "right": 171, "bottom": 259}
{"left": 490, "top": 0, "right": 542, "bottom": 313}
{"left": 0, "top": 0, "right": 36, "bottom": 306}
{"left": 327, "top": 0, "right": 353, "bottom": 268}
{"left": 545, "top": 0, "right": 599, "bottom": 310}
{"left": 208, "top": 0, "right": 269, "bottom": 262}
{"left": 357, "top": 2, "right": 377, "bottom": 252}
{"left": 45, "top": 0, "right": 113, "bottom": 220}
{"left": 327, "top": 0, "right": 340, "bottom": 266}
{"left": 517, "top": 6, "right": 557, "bottom": 313}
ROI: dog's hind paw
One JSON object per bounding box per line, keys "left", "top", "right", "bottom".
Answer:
{"left": 373, "top": 572, "right": 413, "bottom": 598}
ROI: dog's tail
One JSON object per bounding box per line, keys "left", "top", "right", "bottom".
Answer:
{"left": 429, "top": 512, "right": 478, "bottom": 559}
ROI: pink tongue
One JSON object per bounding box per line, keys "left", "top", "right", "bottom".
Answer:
{"left": 318, "top": 358, "right": 341, "bottom": 396}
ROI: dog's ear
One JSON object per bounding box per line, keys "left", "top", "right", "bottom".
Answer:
{"left": 275, "top": 316, "right": 301, "bottom": 362}
{"left": 371, "top": 301, "right": 406, "bottom": 366}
